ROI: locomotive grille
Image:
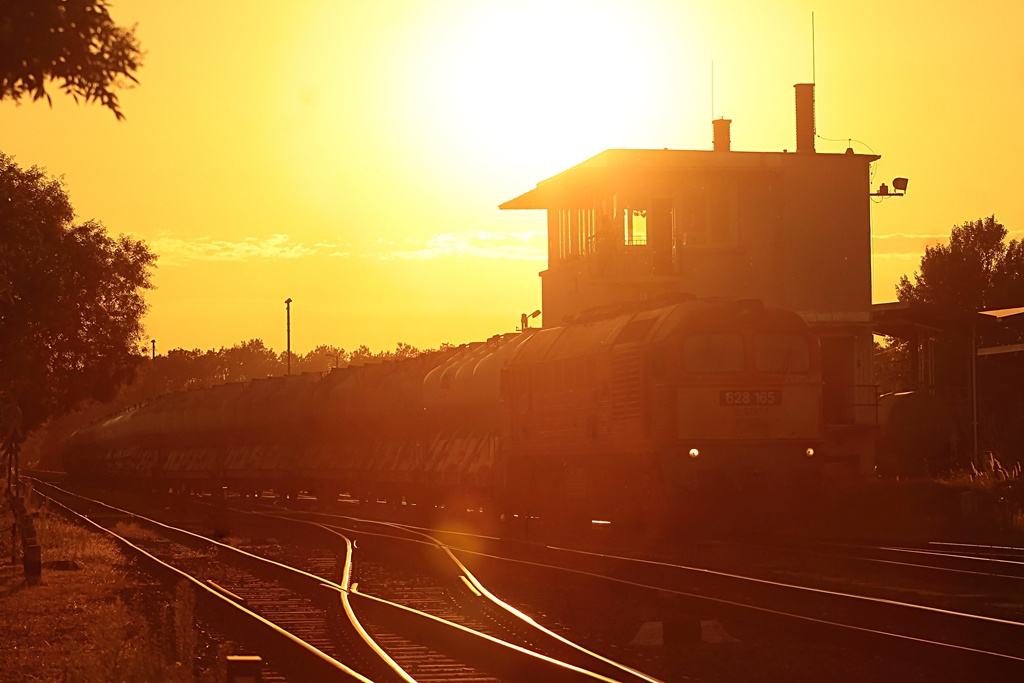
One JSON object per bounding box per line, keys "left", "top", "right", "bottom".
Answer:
{"left": 610, "top": 349, "right": 643, "bottom": 420}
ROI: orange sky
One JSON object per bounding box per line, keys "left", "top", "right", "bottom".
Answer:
{"left": 4, "top": 0, "right": 1023, "bottom": 354}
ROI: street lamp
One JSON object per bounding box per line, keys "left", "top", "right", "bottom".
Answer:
{"left": 284, "top": 298, "right": 292, "bottom": 375}
{"left": 150, "top": 339, "right": 156, "bottom": 360}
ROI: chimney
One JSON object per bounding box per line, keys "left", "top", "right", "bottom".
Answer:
{"left": 712, "top": 118, "right": 731, "bottom": 152}
{"left": 794, "top": 83, "right": 815, "bottom": 153}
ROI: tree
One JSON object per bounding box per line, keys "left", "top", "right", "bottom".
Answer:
{"left": 347, "top": 345, "right": 375, "bottom": 364}
{"left": 0, "top": 152, "right": 155, "bottom": 437}
{"left": 891, "top": 215, "right": 1024, "bottom": 468}
{"left": 390, "top": 342, "right": 421, "bottom": 360}
{"left": 897, "top": 216, "right": 1018, "bottom": 312}
{"left": 217, "top": 339, "right": 282, "bottom": 382}
{"left": 298, "top": 344, "right": 347, "bottom": 373}
{"left": 896, "top": 215, "right": 1024, "bottom": 349}
{"left": 0, "top": 0, "right": 142, "bottom": 120}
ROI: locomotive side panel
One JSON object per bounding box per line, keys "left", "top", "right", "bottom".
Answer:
{"left": 499, "top": 298, "right": 824, "bottom": 525}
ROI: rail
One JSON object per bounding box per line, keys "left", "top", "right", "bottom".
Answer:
{"left": 28, "top": 481, "right": 372, "bottom": 682}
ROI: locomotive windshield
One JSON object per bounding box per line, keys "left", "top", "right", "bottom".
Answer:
{"left": 683, "top": 334, "right": 744, "bottom": 372}
{"left": 754, "top": 334, "right": 811, "bottom": 373}
{"left": 682, "top": 333, "right": 811, "bottom": 373}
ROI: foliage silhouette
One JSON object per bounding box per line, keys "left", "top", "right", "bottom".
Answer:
{"left": 0, "top": 153, "right": 156, "bottom": 437}
{"left": 0, "top": 0, "right": 142, "bottom": 119}
{"left": 887, "top": 215, "right": 1024, "bottom": 469}
{"left": 898, "top": 216, "right": 1024, "bottom": 333}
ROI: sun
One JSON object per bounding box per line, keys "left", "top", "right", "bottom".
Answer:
{"left": 272, "top": 1, "right": 704, "bottom": 231}
{"left": 416, "top": 0, "right": 686, "bottom": 175}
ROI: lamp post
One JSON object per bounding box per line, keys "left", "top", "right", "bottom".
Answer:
{"left": 284, "top": 298, "right": 292, "bottom": 375}
{"left": 151, "top": 339, "right": 156, "bottom": 360}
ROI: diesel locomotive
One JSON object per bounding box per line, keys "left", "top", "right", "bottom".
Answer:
{"left": 64, "top": 296, "right": 823, "bottom": 525}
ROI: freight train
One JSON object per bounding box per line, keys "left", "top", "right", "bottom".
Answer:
{"left": 63, "top": 296, "right": 823, "bottom": 527}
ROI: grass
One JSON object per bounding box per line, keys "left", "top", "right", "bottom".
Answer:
{"left": 941, "top": 458, "right": 1024, "bottom": 538}
{"left": 942, "top": 457, "right": 1023, "bottom": 487}
{"left": 0, "top": 490, "right": 228, "bottom": 682}
{"left": 810, "top": 465, "right": 1024, "bottom": 544}
{"left": 111, "top": 519, "right": 163, "bottom": 542}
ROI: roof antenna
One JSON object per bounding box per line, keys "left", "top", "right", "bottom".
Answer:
{"left": 811, "top": 12, "right": 816, "bottom": 84}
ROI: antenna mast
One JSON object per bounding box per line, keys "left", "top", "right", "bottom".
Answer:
{"left": 711, "top": 60, "right": 715, "bottom": 119}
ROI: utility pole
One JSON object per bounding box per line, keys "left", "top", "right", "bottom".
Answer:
{"left": 284, "top": 298, "right": 292, "bottom": 375}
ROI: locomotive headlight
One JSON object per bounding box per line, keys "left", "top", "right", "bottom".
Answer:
{"left": 688, "top": 448, "right": 700, "bottom": 458}
{"left": 805, "top": 447, "right": 815, "bottom": 458}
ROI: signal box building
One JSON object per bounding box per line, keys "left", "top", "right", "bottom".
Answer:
{"left": 501, "top": 85, "right": 879, "bottom": 472}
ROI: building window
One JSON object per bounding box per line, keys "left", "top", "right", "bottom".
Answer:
{"left": 558, "top": 209, "right": 571, "bottom": 260}
{"left": 679, "top": 179, "right": 738, "bottom": 247}
{"left": 623, "top": 208, "right": 647, "bottom": 245}
{"left": 557, "top": 208, "right": 596, "bottom": 260}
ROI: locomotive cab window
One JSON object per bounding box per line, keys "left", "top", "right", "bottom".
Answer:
{"left": 754, "top": 334, "right": 810, "bottom": 373}
{"left": 682, "top": 334, "right": 744, "bottom": 372}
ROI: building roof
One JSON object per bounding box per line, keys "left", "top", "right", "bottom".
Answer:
{"left": 980, "top": 307, "right": 1024, "bottom": 321}
{"left": 872, "top": 301, "right": 1024, "bottom": 339}
{"left": 500, "top": 147, "right": 880, "bottom": 210}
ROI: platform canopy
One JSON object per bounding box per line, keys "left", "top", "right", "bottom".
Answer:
{"left": 871, "top": 301, "right": 990, "bottom": 338}
{"left": 872, "top": 301, "right": 1024, "bottom": 355}
{"left": 978, "top": 307, "right": 1024, "bottom": 355}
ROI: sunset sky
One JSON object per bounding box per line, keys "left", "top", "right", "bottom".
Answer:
{"left": 4, "top": 0, "right": 1023, "bottom": 354}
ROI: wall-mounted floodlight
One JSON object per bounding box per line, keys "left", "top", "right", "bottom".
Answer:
{"left": 871, "top": 177, "right": 909, "bottom": 197}
{"left": 520, "top": 309, "right": 542, "bottom": 331}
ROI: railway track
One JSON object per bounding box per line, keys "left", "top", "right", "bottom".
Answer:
{"left": 27, "top": 480, "right": 659, "bottom": 682}
{"left": 675, "top": 537, "right": 1024, "bottom": 623}
{"left": 31, "top": 477, "right": 1024, "bottom": 680}
{"left": 266, "top": 503, "right": 1024, "bottom": 682}
{"left": 454, "top": 536, "right": 1024, "bottom": 681}
{"left": 252, "top": 510, "right": 659, "bottom": 682}
{"left": 30, "top": 481, "right": 379, "bottom": 681}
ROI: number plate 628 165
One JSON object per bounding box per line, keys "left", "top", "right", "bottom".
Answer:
{"left": 720, "top": 390, "right": 782, "bottom": 406}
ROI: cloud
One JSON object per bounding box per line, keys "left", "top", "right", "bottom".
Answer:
{"left": 872, "top": 232, "right": 950, "bottom": 240}
{"left": 873, "top": 252, "right": 926, "bottom": 261}
{"left": 149, "top": 228, "right": 1024, "bottom": 267}
{"left": 152, "top": 233, "right": 349, "bottom": 265}
{"left": 871, "top": 233, "right": 945, "bottom": 261}
{"left": 872, "top": 230, "right": 1024, "bottom": 261}
{"left": 149, "top": 230, "right": 546, "bottom": 265}
{"left": 383, "top": 231, "right": 547, "bottom": 261}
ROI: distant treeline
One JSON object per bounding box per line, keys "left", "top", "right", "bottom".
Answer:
{"left": 139, "top": 339, "right": 430, "bottom": 395}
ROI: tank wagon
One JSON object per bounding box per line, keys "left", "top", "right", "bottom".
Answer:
{"left": 64, "top": 297, "right": 823, "bottom": 524}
